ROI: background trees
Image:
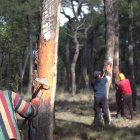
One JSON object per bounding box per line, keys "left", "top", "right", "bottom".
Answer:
{"left": 1, "top": 0, "right": 140, "bottom": 139}
{"left": 0, "top": 0, "right": 140, "bottom": 108}
{"left": 0, "top": 0, "right": 40, "bottom": 93}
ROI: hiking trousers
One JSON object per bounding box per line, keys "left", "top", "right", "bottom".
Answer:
{"left": 116, "top": 90, "right": 123, "bottom": 116}
{"left": 94, "top": 97, "right": 109, "bottom": 126}
{"left": 122, "top": 94, "right": 133, "bottom": 118}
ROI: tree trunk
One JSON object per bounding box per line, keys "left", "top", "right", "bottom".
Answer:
{"left": 120, "top": 27, "right": 127, "bottom": 73}
{"left": 104, "top": 0, "right": 115, "bottom": 121}
{"left": 27, "top": 15, "right": 34, "bottom": 95}
{"left": 89, "top": 29, "right": 94, "bottom": 85}
{"left": 64, "top": 22, "right": 72, "bottom": 93}
{"left": 82, "top": 17, "right": 93, "bottom": 90}
{"left": 28, "top": 0, "right": 61, "bottom": 140}
{"left": 18, "top": 54, "right": 23, "bottom": 94}
{"left": 113, "top": 0, "right": 122, "bottom": 116}
{"left": 71, "top": 28, "right": 79, "bottom": 96}
{"left": 128, "top": 0, "right": 137, "bottom": 110}
{"left": 70, "top": 0, "right": 82, "bottom": 96}
{"left": 18, "top": 50, "right": 29, "bottom": 94}
{"left": 104, "top": 0, "right": 115, "bottom": 94}
{"left": 113, "top": 0, "right": 120, "bottom": 86}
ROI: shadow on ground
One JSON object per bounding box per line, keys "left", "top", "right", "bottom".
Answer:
{"left": 54, "top": 118, "right": 140, "bottom": 140}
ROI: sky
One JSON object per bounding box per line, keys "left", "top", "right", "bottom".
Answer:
{"left": 60, "top": 4, "right": 100, "bottom": 26}
{"left": 60, "top": 2, "right": 89, "bottom": 26}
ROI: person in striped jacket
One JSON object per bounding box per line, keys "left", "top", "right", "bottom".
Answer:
{"left": 0, "top": 90, "right": 40, "bottom": 140}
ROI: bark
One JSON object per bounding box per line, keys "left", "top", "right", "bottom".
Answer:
{"left": 7, "top": 54, "right": 11, "bottom": 89}
{"left": 113, "top": 0, "right": 122, "bottom": 116}
{"left": 88, "top": 29, "right": 94, "bottom": 84}
{"left": 104, "top": 0, "right": 115, "bottom": 94}
{"left": 135, "top": 42, "right": 140, "bottom": 85}
{"left": 120, "top": 27, "right": 127, "bottom": 73}
{"left": 128, "top": 0, "right": 137, "bottom": 110}
{"left": 71, "top": 0, "right": 82, "bottom": 96}
{"left": 61, "top": 9, "right": 75, "bottom": 93}
{"left": 18, "top": 54, "right": 23, "bottom": 94}
{"left": 77, "top": 53, "right": 82, "bottom": 90}
{"left": 104, "top": 0, "right": 115, "bottom": 121}
{"left": 27, "top": 15, "right": 34, "bottom": 95}
{"left": 82, "top": 15, "right": 93, "bottom": 90}
{"left": 28, "top": 0, "right": 61, "bottom": 139}
{"left": 113, "top": 0, "right": 120, "bottom": 86}
{"left": 64, "top": 21, "right": 72, "bottom": 93}
{"left": 18, "top": 51, "right": 29, "bottom": 94}
{"left": 71, "top": 28, "right": 79, "bottom": 96}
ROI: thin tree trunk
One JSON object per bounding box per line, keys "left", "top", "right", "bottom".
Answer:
{"left": 71, "top": 28, "right": 79, "bottom": 96}
{"left": 128, "top": 0, "right": 137, "bottom": 110}
{"left": 64, "top": 22, "right": 72, "bottom": 93}
{"left": 88, "top": 29, "right": 94, "bottom": 85}
{"left": 82, "top": 16, "right": 93, "bottom": 90}
{"left": 27, "top": 15, "right": 33, "bottom": 95}
{"left": 18, "top": 50, "right": 29, "bottom": 94}
{"left": 70, "top": 0, "right": 82, "bottom": 96}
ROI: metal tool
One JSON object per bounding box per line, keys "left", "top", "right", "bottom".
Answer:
{"left": 20, "top": 78, "right": 49, "bottom": 130}
{"left": 35, "top": 78, "right": 49, "bottom": 86}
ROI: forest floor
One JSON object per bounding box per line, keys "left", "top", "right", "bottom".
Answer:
{"left": 54, "top": 88, "right": 140, "bottom": 140}
{"left": 18, "top": 87, "right": 140, "bottom": 140}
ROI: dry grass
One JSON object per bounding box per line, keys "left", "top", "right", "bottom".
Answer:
{"left": 54, "top": 87, "right": 140, "bottom": 140}
{"left": 17, "top": 87, "right": 140, "bottom": 140}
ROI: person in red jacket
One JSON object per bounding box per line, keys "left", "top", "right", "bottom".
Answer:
{"left": 118, "top": 73, "right": 133, "bottom": 120}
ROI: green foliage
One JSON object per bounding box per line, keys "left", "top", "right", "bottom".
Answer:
{"left": 1, "top": 0, "right": 140, "bottom": 91}
{"left": 0, "top": 0, "right": 40, "bottom": 91}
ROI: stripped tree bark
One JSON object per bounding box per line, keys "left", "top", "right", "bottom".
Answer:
{"left": 128, "top": 0, "right": 137, "bottom": 110}
{"left": 28, "top": 0, "right": 61, "bottom": 139}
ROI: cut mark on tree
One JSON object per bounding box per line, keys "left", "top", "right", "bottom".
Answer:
{"left": 41, "top": 0, "right": 55, "bottom": 41}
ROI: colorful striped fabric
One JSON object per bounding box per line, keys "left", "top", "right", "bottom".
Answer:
{"left": 0, "top": 90, "right": 38, "bottom": 140}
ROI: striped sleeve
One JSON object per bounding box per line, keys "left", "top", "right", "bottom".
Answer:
{"left": 12, "top": 92, "right": 38, "bottom": 119}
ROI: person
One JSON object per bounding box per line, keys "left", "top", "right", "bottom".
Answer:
{"left": 117, "top": 73, "right": 133, "bottom": 120}
{"left": 91, "top": 66, "right": 111, "bottom": 126}
{"left": 115, "top": 90, "right": 123, "bottom": 118}
{"left": 0, "top": 90, "right": 41, "bottom": 140}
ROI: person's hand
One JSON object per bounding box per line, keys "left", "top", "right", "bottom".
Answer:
{"left": 36, "top": 90, "right": 42, "bottom": 99}
{"left": 31, "top": 99, "right": 40, "bottom": 107}
{"left": 31, "top": 90, "right": 42, "bottom": 107}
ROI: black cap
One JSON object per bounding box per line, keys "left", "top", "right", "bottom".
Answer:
{"left": 94, "top": 71, "right": 101, "bottom": 78}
